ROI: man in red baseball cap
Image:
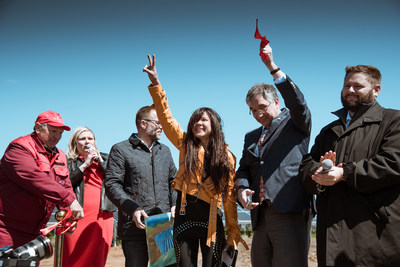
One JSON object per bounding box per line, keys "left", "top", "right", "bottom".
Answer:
{"left": 35, "top": 110, "right": 71, "bottom": 131}
{"left": 34, "top": 110, "right": 71, "bottom": 149}
{"left": 0, "top": 110, "right": 84, "bottom": 248}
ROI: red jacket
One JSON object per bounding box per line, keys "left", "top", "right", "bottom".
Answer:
{"left": 0, "top": 133, "right": 75, "bottom": 247}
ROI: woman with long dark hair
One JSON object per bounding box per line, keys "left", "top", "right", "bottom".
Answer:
{"left": 143, "top": 55, "right": 247, "bottom": 266}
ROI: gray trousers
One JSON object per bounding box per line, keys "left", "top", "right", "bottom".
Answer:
{"left": 251, "top": 204, "right": 312, "bottom": 267}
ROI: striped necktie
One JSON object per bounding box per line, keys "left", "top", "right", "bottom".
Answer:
{"left": 258, "top": 131, "right": 267, "bottom": 202}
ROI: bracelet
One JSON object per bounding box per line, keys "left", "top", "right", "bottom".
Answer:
{"left": 316, "top": 184, "right": 326, "bottom": 193}
{"left": 270, "top": 67, "right": 280, "bottom": 75}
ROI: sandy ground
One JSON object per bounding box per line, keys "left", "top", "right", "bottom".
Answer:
{"left": 40, "top": 237, "right": 317, "bottom": 267}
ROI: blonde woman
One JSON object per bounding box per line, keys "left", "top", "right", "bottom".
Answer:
{"left": 62, "top": 126, "right": 115, "bottom": 267}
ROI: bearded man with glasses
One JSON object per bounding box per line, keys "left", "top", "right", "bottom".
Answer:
{"left": 104, "top": 105, "right": 177, "bottom": 267}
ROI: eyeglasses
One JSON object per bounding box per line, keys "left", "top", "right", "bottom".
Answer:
{"left": 143, "top": 119, "right": 162, "bottom": 127}
{"left": 249, "top": 102, "right": 272, "bottom": 115}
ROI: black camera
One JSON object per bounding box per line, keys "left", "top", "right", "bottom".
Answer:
{"left": 0, "top": 235, "right": 53, "bottom": 266}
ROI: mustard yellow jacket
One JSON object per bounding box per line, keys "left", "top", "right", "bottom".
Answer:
{"left": 148, "top": 84, "right": 246, "bottom": 249}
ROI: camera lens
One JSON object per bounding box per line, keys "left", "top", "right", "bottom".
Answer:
{"left": 0, "top": 245, "right": 13, "bottom": 258}
{"left": 12, "top": 235, "right": 53, "bottom": 260}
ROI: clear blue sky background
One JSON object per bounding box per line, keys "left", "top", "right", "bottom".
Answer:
{"left": 1, "top": 0, "right": 399, "bottom": 167}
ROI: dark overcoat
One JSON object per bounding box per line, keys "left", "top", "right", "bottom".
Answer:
{"left": 299, "top": 102, "right": 400, "bottom": 266}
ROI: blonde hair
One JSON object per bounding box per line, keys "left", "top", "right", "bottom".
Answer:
{"left": 67, "top": 126, "right": 97, "bottom": 160}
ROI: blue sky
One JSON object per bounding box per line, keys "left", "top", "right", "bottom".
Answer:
{"left": 1, "top": 0, "right": 399, "bottom": 166}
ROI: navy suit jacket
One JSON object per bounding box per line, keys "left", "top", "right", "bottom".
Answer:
{"left": 235, "top": 76, "right": 312, "bottom": 230}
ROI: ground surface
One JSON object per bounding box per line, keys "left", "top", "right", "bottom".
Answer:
{"left": 40, "top": 236, "right": 317, "bottom": 266}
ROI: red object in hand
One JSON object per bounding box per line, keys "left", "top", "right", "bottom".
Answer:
{"left": 254, "top": 18, "right": 270, "bottom": 61}
{"left": 40, "top": 208, "right": 78, "bottom": 236}
{"left": 56, "top": 220, "right": 77, "bottom": 235}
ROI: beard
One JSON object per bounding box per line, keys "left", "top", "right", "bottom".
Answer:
{"left": 341, "top": 89, "right": 375, "bottom": 113}
{"left": 146, "top": 128, "right": 161, "bottom": 142}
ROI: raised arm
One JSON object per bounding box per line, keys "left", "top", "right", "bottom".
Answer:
{"left": 262, "top": 45, "right": 311, "bottom": 136}
{"left": 143, "top": 54, "right": 185, "bottom": 149}
{"left": 143, "top": 54, "right": 160, "bottom": 86}
{"left": 260, "top": 44, "right": 284, "bottom": 80}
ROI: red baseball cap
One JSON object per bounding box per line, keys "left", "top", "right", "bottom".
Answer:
{"left": 35, "top": 110, "right": 71, "bottom": 131}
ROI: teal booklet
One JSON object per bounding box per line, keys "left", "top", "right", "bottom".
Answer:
{"left": 145, "top": 212, "right": 176, "bottom": 267}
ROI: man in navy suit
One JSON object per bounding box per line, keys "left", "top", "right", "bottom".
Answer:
{"left": 235, "top": 44, "right": 312, "bottom": 267}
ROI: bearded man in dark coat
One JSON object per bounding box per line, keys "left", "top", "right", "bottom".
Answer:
{"left": 299, "top": 65, "right": 400, "bottom": 266}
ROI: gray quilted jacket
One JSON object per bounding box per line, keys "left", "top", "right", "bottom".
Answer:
{"left": 104, "top": 133, "right": 177, "bottom": 239}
